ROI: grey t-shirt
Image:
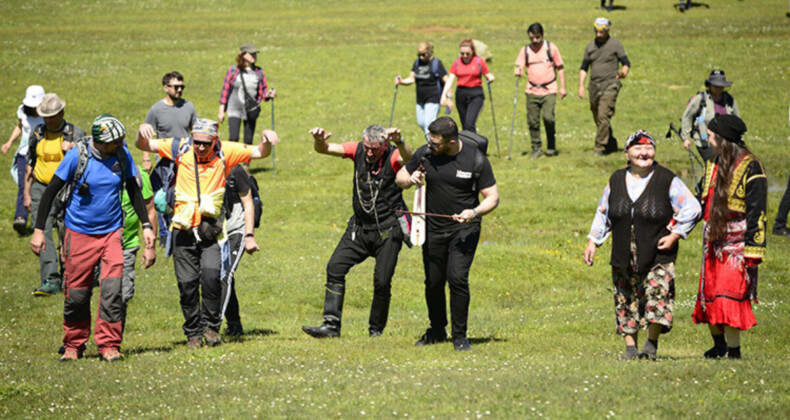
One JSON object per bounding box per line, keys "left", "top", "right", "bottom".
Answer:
{"left": 227, "top": 68, "right": 260, "bottom": 121}
{"left": 582, "top": 37, "right": 627, "bottom": 87}
{"left": 144, "top": 99, "right": 197, "bottom": 138}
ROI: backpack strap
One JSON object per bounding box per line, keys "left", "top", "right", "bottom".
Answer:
{"left": 472, "top": 148, "right": 485, "bottom": 191}
{"left": 476, "top": 56, "right": 482, "bottom": 78}
{"left": 431, "top": 58, "right": 443, "bottom": 94}
{"left": 545, "top": 40, "right": 554, "bottom": 65}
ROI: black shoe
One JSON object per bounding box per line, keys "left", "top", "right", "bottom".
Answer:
{"left": 704, "top": 345, "right": 728, "bottom": 359}
{"left": 225, "top": 321, "right": 244, "bottom": 336}
{"left": 453, "top": 337, "right": 471, "bottom": 351}
{"left": 638, "top": 352, "right": 657, "bottom": 361}
{"left": 302, "top": 323, "right": 340, "bottom": 338}
{"left": 13, "top": 218, "right": 26, "bottom": 236}
{"left": 414, "top": 328, "right": 447, "bottom": 346}
{"left": 772, "top": 226, "right": 790, "bottom": 237}
{"left": 369, "top": 329, "right": 383, "bottom": 338}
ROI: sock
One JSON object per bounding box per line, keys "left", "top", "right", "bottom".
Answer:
{"left": 728, "top": 346, "right": 741, "bottom": 359}
{"left": 625, "top": 345, "right": 638, "bottom": 359}
{"left": 642, "top": 339, "right": 658, "bottom": 356}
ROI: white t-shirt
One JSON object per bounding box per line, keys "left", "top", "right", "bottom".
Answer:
{"left": 16, "top": 105, "right": 43, "bottom": 156}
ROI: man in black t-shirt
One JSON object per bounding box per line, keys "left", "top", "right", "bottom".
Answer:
{"left": 396, "top": 116, "right": 499, "bottom": 351}
{"left": 302, "top": 125, "right": 413, "bottom": 338}
{"left": 219, "top": 164, "right": 260, "bottom": 336}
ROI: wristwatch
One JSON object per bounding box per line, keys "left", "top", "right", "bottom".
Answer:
{"left": 245, "top": 233, "right": 255, "bottom": 238}
{"left": 142, "top": 223, "right": 153, "bottom": 230}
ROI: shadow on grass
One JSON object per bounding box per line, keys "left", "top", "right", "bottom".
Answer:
{"left": 125, "top": 345, "right": 177, "bottom": 356}
{"left": 223, "top": 328, "right": 279, "bottom": 343}
{"left": 469, "top": 336, "right": 507, "bottom": 345}
{"left": 674, "top": 2, "right": 710, "bottom": 12}
{"left": 249, "top": 166, "right": 273, "bottom": 175}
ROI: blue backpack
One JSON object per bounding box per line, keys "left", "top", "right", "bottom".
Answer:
{"left": 149, "top": 138, "right": 192, "bottom": 215}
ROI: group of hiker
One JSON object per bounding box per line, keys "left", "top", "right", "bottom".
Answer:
{"left": 2, "top": 15, "right": 787, "bottom": 361}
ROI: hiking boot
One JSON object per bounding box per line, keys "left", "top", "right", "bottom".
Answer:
{"left": 638, "top": 352, "right": 657, "bottom": 361}
{"left": 772, "top": 226, "right": 790, "bottom": 237}
{"left": 100, "top": 349, "right": 123, "bottom": 362}
{"left": 59, "top": 348, "right": 81, "bottom": 362}
{"left": 453, "top": 337, "right": 471, "bottom": 351}
{"left": 302, "top": 323, "right": 340, "bottom": 339}
{"left": 704, "top": 345, "right": 728, "bottom": 359}
{"left": 13, "top": 218, "right": 26, "bottom": 236}
{"left": 225, "top": 321, "right": 244, "bottom": 336}
{"left": 203, "top": 328, "right": 222, "bottom": 347}
{"left": 33, "top": 279, "right": 62, "bottom": 297}
{"left": 414, "top": 328, "right": 447, "bottom": 346}
{"left": 544, "top": 149, "right": 558, "bottom": 157}
{"left": 187, "top": 336, "right": 203, "bottom": 350}
{"left": 530, "top": 149, "right": 544, "bottom": 159}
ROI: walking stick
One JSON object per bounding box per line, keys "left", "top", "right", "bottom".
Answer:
{"left": 486, "top": 80, "right": 501, "bottom": 158}
{"left": 271, "top": 97, "right": 276, "bottom": 175}
{"left": 507, "top": 76, "right": 520, "bottom": 160}
{"left": 389, "top": 84, "right": 399, "bottom": 127}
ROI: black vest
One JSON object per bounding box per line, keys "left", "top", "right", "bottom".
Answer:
{"left": 351, "top": 143, "right": 405, "bottom": 230}
{"left": 608, "top": 164, "right": 678, "bottom": 273}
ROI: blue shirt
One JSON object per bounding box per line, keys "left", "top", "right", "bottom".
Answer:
{"left": 54, "top": 145, "right": 138, "bottom": 234}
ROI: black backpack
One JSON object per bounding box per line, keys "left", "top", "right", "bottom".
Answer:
{"left": 458, "top": 130, "right": 488, "bottom": 191}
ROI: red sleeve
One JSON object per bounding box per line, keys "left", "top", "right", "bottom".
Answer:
{"left": 480, "top": 57, "right": 491, "bottom": 74}
{"left": 390, "top": 149, "right": 402, "bottom": 173}
{"left": 449, "top": 58, "right": 458, "bottom": 76}
{"left": 341, "top": 142, "right": 358, "bottom": 159}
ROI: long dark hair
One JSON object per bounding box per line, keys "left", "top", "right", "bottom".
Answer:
{"left": 708, "top": 136, "right": 752, "bottom": 241}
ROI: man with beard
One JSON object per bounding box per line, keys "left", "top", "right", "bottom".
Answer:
{"left": 144, "top": 71, "right": 197, "bottom": 243}
{"left": 396, "top": 116, "right": 499, "bottom": 351}
{"left": 302, "top": 125, "right": 412, "bottom": 338}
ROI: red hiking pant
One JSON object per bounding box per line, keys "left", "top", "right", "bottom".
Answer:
{"left": 62, "top": 228, "right": 124, "bottom": 355}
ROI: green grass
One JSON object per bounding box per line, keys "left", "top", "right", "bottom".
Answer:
{"left": 1, "top": 0, "right": 789, "bottom": 418}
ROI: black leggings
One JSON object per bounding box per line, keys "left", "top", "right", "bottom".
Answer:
{"left": 228, "top": 109, "right": 260, "bottom": 145}
{"left": 455, "top": 86, "right": 485, "bottom": 133}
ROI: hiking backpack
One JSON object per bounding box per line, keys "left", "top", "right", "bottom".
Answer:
{"left": 458, "top": 130, "right": 488, "bottom": 191}
{"left": 523, "top": 40, "right": 556, "bottom": 87}
{"left": 413, "top": 57, "right": 445, "bottom": 97}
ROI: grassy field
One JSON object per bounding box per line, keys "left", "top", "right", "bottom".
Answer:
{"left": 1, "top": 0, "right": 789, "bottom": 418}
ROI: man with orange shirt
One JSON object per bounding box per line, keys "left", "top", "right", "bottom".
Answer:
{"left": 135, "top": 118, "right": 279, "bottom": 349}
{"left": 302, "top": 125, "right": 412, "bottom": 338}
{"left": 24, "top": 93, "right": 85, "bottom": 296}
{"left": 514, "top": 22, "right": 566, "bottom": 158}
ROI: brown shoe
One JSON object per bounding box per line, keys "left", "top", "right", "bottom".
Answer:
{"left": 204, "top": 329, "right": 222, "bottom": 347}
{"left": 101, "top": 349, "right": 123, "bottom": 362}
{"left": 59, "top": 348, "right": 81, "bottom": 362}
{"left": 187, "top": 336, "right": 203, "bottom": 349}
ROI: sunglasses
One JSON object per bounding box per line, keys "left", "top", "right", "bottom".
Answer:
{"left": 417, "top": 52, "right": 429, "bottom": 57}
{"left": 459, "top": 52, "right": 472, "bottom": 56}
{"left": 167, "top": 84, "right": 185, "bottom": 90}
{"left": 427, "top": 139, "right": 447, "bottom": 149}
{"left": 193, "top": 141, "right": 213, "bottom": 147}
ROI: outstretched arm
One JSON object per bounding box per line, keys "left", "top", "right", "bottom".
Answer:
{"left": 135, "top": 123, "right": 160, "bottom": 153}
{"left": 252, "top": 129, "right": 280, "bottom": 159}
{"left": 310, "top": 127, "right": 345, "bottom": 157}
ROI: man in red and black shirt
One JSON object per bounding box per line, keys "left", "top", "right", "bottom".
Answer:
{"left": 303, "top": 125, "right": 413, "bottom": 338}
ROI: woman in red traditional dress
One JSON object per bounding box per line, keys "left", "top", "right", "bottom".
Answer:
{"left": 692, "top": 114, "right": 767, "bottom": 359}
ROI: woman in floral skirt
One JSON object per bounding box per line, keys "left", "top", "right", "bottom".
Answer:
{"left": 584, "top": 130, "right": 701, "bottom": 360}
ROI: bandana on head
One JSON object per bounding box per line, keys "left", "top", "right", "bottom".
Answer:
{"left": 92, "top": 114, "right": 125, "bottom": 144}
{"left": 192, "top": 118, "right": 219, "bottom": 139}
{"left": 594, "top": 17, "right": 610, "bottom": 31}
{"left": 625, "top": 130, "right": 655, "bottom": 150}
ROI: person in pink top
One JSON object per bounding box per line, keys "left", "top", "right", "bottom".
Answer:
{"left": 440, "top": 39, "right": 495, "bottom": 133}
{"left": 514, "top": 23, "right": 566, "bottom": 158}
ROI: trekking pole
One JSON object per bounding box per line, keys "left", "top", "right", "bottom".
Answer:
{"left": 507, "top": 76, "right": 520, "bottom": 160}
{"left": 486, "top": 80, "right": 501, "bottom": 158}
{"left": 271, "top": 97, "right": 276, "bottom": 175}
{"left": 389, "top": 83, "right": 399, "bottom": 127}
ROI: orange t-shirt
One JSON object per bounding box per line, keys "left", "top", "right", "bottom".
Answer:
{"left": 158, "top": 138, "right": 252, "bottom": 227}
{"left": 514, "top": 41, "right": 564, "bottom": 96}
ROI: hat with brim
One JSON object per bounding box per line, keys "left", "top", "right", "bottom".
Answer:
{"left": 240, "top": 43, "right": 259, "bottom": 54}
{"left": 706, "top": 70, "right": 733, "bottom": 87}
{"left": 23, "top": 85, "right": 45, "bottom": 108}
{"left": 37, "top": 93, "right": 66, "bottom": 117}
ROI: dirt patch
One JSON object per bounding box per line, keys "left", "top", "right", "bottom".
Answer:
{"left": 666, "top": 85, "right": 686, "bottom": 90}
{"left": 407, "top": 25, "right": 468, "bottom": 35}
